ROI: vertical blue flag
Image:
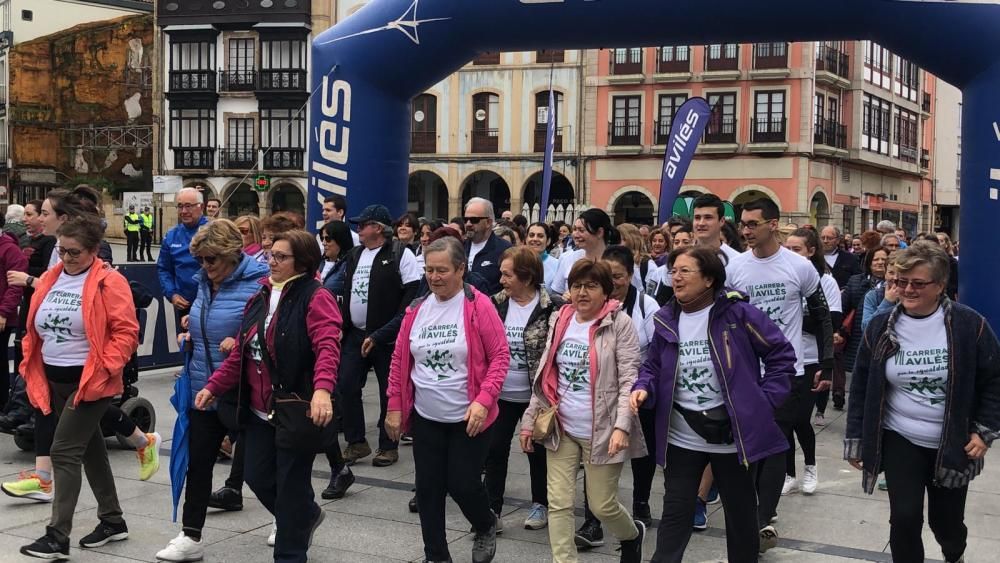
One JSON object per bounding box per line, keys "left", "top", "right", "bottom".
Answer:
{"left": 657, "top": 97, "right": 712, "bottom": 224}
{"left": 539, "top": 74, "right": 556, "bottom": 222}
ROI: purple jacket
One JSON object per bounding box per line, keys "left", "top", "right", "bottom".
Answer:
{"left": 634, "top": 289, "right": 795, "bottom": 466}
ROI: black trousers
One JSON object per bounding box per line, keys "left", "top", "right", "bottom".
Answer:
{"left": 583, "top": 405, "right": 657, "bottom": 524}
{"left": 882, "top": 430, "right": 968, "bottom": 563}
{"left": 483, "top": 399, "right": 548, "bottom": 514}
{"left": 35, "top": 403, "right": 137, "bottom": 457}
{"left": 651, "top": 444, "right": 759, "bottom": 563}
{"left": 336, "top": 329, "right": 395, "bottom": 451}
{"left": 785, "top": 369, "right": 818, "bottom": 477}
{"left": 183, "top": 409, "right": 232, "bottom": 535}
{"left": 125, "top": 231, "right": 139, "bottom": 259}
{"left": 225, "top": 429, "right": 345, "bottom": 492}
{"left": 412, "top": 412, "right": 494, "bottom": 561}
{"left": 140, "top": 231, "right": 153, "bottom": 260}
{"left": 243, "top": 416, "right": 321, "bottom": 563}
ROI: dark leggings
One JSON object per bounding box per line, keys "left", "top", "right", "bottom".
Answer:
{"left": 225, "top": 431, "right": 344, "bottom": 492}
{"left": 35, "top": 403, "right": 137, "bottom": 457}
{"left": 785, "top": 366, "right": 818, "bottom": 477}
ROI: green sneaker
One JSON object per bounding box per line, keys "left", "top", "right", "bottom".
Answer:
{"left": 2, "top": 473, "right": 53, "bottom": 502}
{"left": 137, "top": 432, "right": 161, "bottom": 481}
{"left": 877, "top": 477, "right": 888, "bottom": 491}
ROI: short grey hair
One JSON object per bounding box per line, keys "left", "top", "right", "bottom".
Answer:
{"left": 893, "top": 241, "right": 951, "bottom": 286}
{"left": 822, "top": 225, "right": 842, "bottom": 239}
{"left": 178, "top": 187, "right": 205, "bottom": 204}
{"left": 465, "top": 197, "right": 495, "bottom": 221}
{"left": 880, "top": 233, "right": 901, "bottom": 246}
{"left": 424, "top": 237, "right": 467, "bottom": 271}
{"left": 875, "top": 219, "right": 896, "bottom": 233}
{"left": 5, "top": 204, "right": 24, "bottom": 223}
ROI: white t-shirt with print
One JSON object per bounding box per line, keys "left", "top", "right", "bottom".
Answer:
{"left": 248, "top": 281, "right": 286, "bottom": 420}
{"left": 501, "top": 293, "right": 538, "bottom": 403}
{"left": 410, "top": 291, "right": 470, "bottom": 423}
{"left": 802, "top": 273, "right": 842, "bottom": 367}
{"left": 719, "top": 243, "right": 741, "bottom": 264}
{"left": 628, "top": 293, "right": 659, "bottom": 359}
{"left": 556, "top": 315, "right": 594, "bottom": 439}
{"left": 35, "top": 269, "right": 89, "bottom": 366}
{"left": 667, "top": 305, "right": 737, "bottom": 454}
{"left": 549, "top": 248, "right": 585, "bottom": 294}
{"left": 349, "top": 245, "right": 422, "bottom": 330}
{"left": 884, "top": 308, "right": 949, "bottom": 449}
{"left": 726, "top": 246, "right": 820, "bottom": 376}
{"left": 645, "top": 264, "right": 672, "bottom": 296}
{"left": 468, "top": 240, "right": 487, "bottom": 271}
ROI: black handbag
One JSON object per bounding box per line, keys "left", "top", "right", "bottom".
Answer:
{"left": 256, "top": 305, "right": 337, "bottom": 453}
{"left": 673, "top": 403, "right": 734, "bottom": 445}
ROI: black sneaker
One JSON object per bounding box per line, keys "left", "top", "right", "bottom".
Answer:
{"left": 471, "top": 514, "right": 497, "bottom": 563}
{"left": 208, "top": 486, "right": 243, "bottom": 511}
{"left": 321, "top": 466, "right": 355, "bottom": 500}
{"left": 619, "top": 520, "right": 645, "bottom": 563}
{"left": 409, "top": 492, "right": 419, "bottom": 513}
{"left": 79, "top": 519, "right": 128, "bottom": 548}
{"left": 20, "top": 533, "right": 69, "bottom": 560}
{"left": 632, "top": 501, "right": 653, "bottom": 528}
{"left": 574, "top": 518, "right": 604, "bottom": 549}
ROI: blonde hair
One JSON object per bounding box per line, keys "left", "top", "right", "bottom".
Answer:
{"left": 617, "top": 223, "right": 650, "bottom": 264}
{"left": 190, "top": 218, "right": 244, "bottom": 266}
{"left": 234, "top": 215, "right": 262, "bottom": 246}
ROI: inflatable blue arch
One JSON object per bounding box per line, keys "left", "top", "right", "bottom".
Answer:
{"left": 310, "top": 0, "right": 1000, "bottom": 326}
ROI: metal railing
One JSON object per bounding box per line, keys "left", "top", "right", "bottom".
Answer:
{"left": 921, "top": 92, "right": 932, "bottom": 113}
{"left": 258, "top": 69, "right": 307, "bottom": 91}
{"left": 751, "top": 117, "right": 786, "bottom": 143}
{"left": 263, "top": 149, "right": 305, "bottom": 170}
{"left": 411, "top": 130, "right": 437, "bottom": 154}
{"left": 471, "top": 128, "right": 499, "bottom": 153}
{"left": 610, "top": 51, "right": 643, "bottom": 75}
{"left": 654, "top": 119, "right": 673, "bottom": 145}
{"left": 219, "top": 70, "right": 257, "bottom": 92}
{"left": 609, "top": 119, "right": 641, "bottom": 145}
{"left": 174, "top": 148, "right": 215, "bottom": 169}
{"left": 815, "top": 46, "right": 850, "bottom": 78}
{"left": 814, "top": 119, "right": 847, "bottom": 148}
{"left": 704, "top": 116, "right": 737, "bottom": 144}
{"left": 705, "top": 45, "right": 739, "bottom": 71}
{"left": 219, "top": 148, "right": 257, "bottom": 170}
{"left": 169, "top": 70, "right": 216, "bottom": 92}
{"left": 753, "top": 43, "right": 788, "bottom": 69}
{"left": 533, "top": 126, "right": 564, "bottom": 152}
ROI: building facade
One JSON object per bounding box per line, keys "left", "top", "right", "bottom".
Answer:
{"left": 154, "top": 0, "right": 336, "bottom": 219}
{"left": 932, "top": 81, "right": 961, "bottom": 240}
{"left": 0, "top": 0, "right": 153, "bottom": 207}
{"left": 584, "top": 40, "right": 939, "bottom": 234}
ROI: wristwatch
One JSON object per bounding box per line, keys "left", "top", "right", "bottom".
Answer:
{"left": 25, "top": 276, "right": 34, "bottom": 288}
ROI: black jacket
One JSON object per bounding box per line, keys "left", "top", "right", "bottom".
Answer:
{"left": 845, "top": 299, "right": 1000, "bottom": 493}
{"left": 342, "top": 241, "right": 418, "bottom": 345}
{"left": 465, "top": 233, "right": 511, "bottom": 297}
{"left": 828, "top": 249, "right": 862, "bottom": 289}
{"left": 840, "top": 273, "right": 880, "bottom": 368}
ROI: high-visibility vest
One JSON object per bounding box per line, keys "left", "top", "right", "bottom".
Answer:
{"left": 141, "top": 213, "right": 153, "bottom": 230}
{"left": 124, "top": 213, "right": 141, "bottom": 232}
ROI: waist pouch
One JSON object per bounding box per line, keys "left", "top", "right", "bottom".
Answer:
{"left": 674, "top": 402, "right": 734, "bottom": 445}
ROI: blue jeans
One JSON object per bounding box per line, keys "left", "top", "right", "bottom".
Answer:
{"left": 243, "top": 416, "right": 321, "bottom": 563}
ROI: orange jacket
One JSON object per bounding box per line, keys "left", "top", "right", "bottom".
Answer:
{"left": 22, "top": 258, "right": 139, "bottom": 414}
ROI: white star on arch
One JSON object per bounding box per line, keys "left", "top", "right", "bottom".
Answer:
{"left": 319, "top": 0, "right": 452, "bottom": 46}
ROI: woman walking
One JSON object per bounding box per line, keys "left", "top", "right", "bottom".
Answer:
{"left": 156, "top": 219, "right": 269, "bottom": 561}
{"left": 631, "top": 246, "right": 795, "bottom": 563}
{"left": 18, "top": 216, "right": 140, "bottom": 559}
{"left": 520, "top": 259, "right": 647, "bottom": 563}
{"left": 846, "top": 241, "right": 1000, "bottom": 563}
{"left": 196, "top": 230, "right": 343, "bottom": 562}
{"left": 484, "top": 246, "right": 561, "bottom": 531}
{"left": 385, "top": 237, "right": 509, "bottom": 563}
{"left": 236, "top": 216, "right": 267, "bottom": 263}
{"left": 524, "top": 222, "right": 559, "bottom": 288}
{"left": 320, "top": 220, "right": 356, "bottom": 298}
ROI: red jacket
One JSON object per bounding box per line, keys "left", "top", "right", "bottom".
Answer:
{"left": 0, "top": 231, "right": 27, "bottom": 326}
{"left": 22, "top": 259, "right": 139, "bottom": 413}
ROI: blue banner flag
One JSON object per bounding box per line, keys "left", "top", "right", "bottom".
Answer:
{"left": 657, "top": 97, "right": 711, "bottom": 224}
{"left": 539, "top": 76, "right": 556, "bottom": 221}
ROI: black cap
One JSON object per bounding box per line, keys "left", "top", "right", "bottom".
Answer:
{"left": 349, "top": 204, "right": 393, "bottom": 226}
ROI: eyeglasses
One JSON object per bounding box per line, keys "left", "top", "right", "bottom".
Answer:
{"left": 322, "top": 236, "right": 334, "bottom": 243}
{"left": 269, "top": 252, "right": 293, "bottom": 264}
{"left": 57, "top": 247, "right": 84, "bottom": 258}
{"left": 195, "top": 255, "right": 218, "bottom": 266}
{"left": 464, "top": 216, "right": 487, "bottom": 224}
{"left": 668, "top": 267, "right": 702, "bottom": 278}
{"left": 890, "top": 277, "right": 935, "bottom": 290}
{"left": 570, "top": 282, "right": 602, "bottom": 293}
{"left": 176, "top": 203, "right": 200, "bottom": 211}
{"left": 739, "top": 220, "right": 771, "bottom": 230}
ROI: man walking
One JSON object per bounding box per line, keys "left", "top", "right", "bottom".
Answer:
{"left": 124, "top": 205, "right": 141, "bottom": 262}
{"left": 462, "top": 197, "right": 510, "bottom": 295}
{"left": 140, "top": 206, "right": 155, "bottom": 262}
{"left": 339, "top": 205, "right": 421, "bottom": 467}
{"left": 157, "top": 188, "right": 208, "bottom": 318}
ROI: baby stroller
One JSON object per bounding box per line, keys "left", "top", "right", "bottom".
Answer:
{"left": 6, "top": 280, "right": 157, "bottom": 451}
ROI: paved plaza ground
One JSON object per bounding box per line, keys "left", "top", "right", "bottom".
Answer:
{"left": 3, "top": 365, "right": 999, "bottom": 563}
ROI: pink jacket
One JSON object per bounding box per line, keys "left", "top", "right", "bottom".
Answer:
{"left": 387, "top": 284, "right": 510, "bottom": 433}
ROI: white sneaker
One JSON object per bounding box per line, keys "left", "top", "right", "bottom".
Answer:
{"left": 802, "top": 465, "right": 818, "bottom": 495}
{"left": 780, "top": 475, "right": 798, "bottom": 495}
{"left": 523, "top": 503, "right": 548, "bottom": 530}
{"left": 156, "top": 532, "right": 204, "bottom": 562}
{"left": 267, "top": 520, "right": 277, "bottom": 546}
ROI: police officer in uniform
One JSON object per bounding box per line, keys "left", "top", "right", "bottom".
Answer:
{"left": 140, "top": 206, "right": 154, "bottom": 261}
{"left": 124, "top": 205, "right": 141, "bottom": 262}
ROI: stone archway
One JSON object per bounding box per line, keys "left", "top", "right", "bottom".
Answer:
{"left": 611, "top": 190, "right": 656, "bottom": 226}
{"left": 225, "top": 183, "right": 260, "bottom": 218}
{"left": 271, "top": 183, "right": 306, "bottom": 216}
{"left": 408, "top": 170, "right": 449, "bottom": 219}
{"left": 810, "top": 189, "right": 831, "bottom": 227}
{"left": 522, "top": 170, "right": 574, "bottom": 222}
{"left": 460, "top": 170, "right": 511, "bottom": 216}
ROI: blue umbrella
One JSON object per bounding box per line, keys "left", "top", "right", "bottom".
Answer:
{"left": 169, "top": 348, "right": 193, "bottom": 522}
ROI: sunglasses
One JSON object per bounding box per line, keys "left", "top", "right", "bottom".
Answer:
{"left": 57, "top": 247, "right": 84, "bottom": 258}
{"left": 195, "top": 255, "right": 219, "bottom": 266}
{"left": 464, "top": 216, "right": 487, "bottom": 224}
{"left": 322, "top": 236, "right": 336, "bottom": 243}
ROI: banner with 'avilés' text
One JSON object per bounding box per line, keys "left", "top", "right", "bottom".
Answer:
{"left": 657, "top": 97, "right": 711, "bottom": 225}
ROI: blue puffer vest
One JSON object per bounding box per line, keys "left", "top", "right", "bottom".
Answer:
{"left": 188, "top": 253, "right": 269, "bottom": 403}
